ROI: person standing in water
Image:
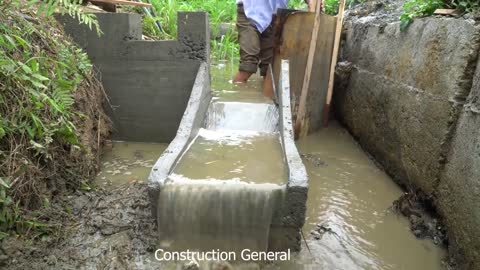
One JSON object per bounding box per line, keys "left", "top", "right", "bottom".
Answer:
{"left": 233, "top": 0, "right": 315, "bottom": 83}
{"left": 232, "top": 0, "right": 288, "bottom": 83}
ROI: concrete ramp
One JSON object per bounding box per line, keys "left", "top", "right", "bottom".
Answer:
{"left": 148, "top": 61, "right": 308, "bottom": 252}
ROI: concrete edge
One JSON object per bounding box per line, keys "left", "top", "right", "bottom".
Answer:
{"left": 147, "top": 62, "right": 211, "bottom": 219}
{"left": 278, "top": 59, "right": 309, "bottom": 230}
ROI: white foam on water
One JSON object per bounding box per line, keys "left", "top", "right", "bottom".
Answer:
{"left": 158, "top": 95, "right": 286, "bottom": 255}
{"left": 157, "top": 178, "right": 285, "bottom": 254}
{"left": 205, "top": 101, "right": 279, "bottom": 132}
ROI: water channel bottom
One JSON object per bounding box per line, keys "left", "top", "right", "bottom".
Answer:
{"left": 158, "top": 86, "right": 287, "bottom": 254}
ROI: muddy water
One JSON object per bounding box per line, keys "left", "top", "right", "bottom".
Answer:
{"left": 172, "top": 129, "right": 286, "bottom": 184}
{"left": 92, "top": 61, "right": 446, "bottom": 269}
{"left": 267, "top": 123, "right": 446, "bottom": 270}
{"left": 157, "top": 64, "right": 288, "bottom": 255}
{"left": 95, "top": 141, "right": 168, "bottom": 187}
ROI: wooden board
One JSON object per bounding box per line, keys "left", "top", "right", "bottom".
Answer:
{"left": 434, "top": 9, "right": 462, "bottom": 16}
{"left": 295, "top": 0, "right": 323, "bottom": 138}
{"left": 324, "top": 0, "right": 346, "bottom": 126}
{"left": 272, "top": 11, "right": 337, "bottom": 133}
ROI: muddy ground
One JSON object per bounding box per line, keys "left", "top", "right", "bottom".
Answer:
{"left": 0, "top": 183, "right": 163, "bottom": 269}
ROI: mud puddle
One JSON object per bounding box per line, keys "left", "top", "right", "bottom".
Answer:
{"left": 95, "top": 141, "right": 168, "bottom": 187}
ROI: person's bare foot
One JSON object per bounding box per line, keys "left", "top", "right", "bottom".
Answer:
{"left": 232, "top": 71, "right": 253, "bottom": 83}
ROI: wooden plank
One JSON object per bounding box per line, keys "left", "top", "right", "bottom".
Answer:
{"left": 434, "top": 9, "right": 462, "bottom": 16}
{"left": 323, "top": 0, "right": 346, "bottom": 126}
{"left": 263, "top": 64, "right": 275, "bottom": 100}
{"left": 91, "top": 0, "right": 152, "bottom": 7}
{"left": 294, "top": 0, "right": 323, "bottom": 139}
{"left": 272, "top": 11, "right": 336, "bottom": 135}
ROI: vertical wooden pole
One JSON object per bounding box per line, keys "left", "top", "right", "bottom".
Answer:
{"left": 323, "top": 0, "right": 346, "bottom": 126}
{"left": 294, "top": 0, "right": 323, "bottom": 139}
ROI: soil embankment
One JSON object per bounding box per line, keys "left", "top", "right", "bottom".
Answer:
{"left": 334, "top": 1, "right": 480, "bottom": 268}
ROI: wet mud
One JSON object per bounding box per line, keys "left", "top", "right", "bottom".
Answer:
{"left": 392, "top": 192, "right": 448, "bottom": 246}
{"left": 1, "top": 183, "right": 159, "bottom": 269}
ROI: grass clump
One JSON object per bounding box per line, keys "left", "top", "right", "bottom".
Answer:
{"left": 0, "top": 3, "right": 109, "bottom": 238}
{"left": 401, "top": 0, "right": 480, "bottom": 30}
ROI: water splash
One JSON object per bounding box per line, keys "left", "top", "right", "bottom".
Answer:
{"left": 157, "top": 178, "right": 285, "bottom": 254}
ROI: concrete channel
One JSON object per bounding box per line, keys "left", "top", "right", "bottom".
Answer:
{"left": 148, "top": 60, "right": 308, "bottom": 252}
{"left": 58, "top": 9, "right": 480, "bottom": 269}
{"left": 60, "top": 12, "right": 309, "bottom": 253}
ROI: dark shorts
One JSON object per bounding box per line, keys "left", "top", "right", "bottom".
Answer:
{"left": 236, "top": 4, "right": 274, "bottom": 76}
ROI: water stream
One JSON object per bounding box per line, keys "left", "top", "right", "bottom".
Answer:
{"left": 94, "top": 60, "right": 446, "bottom": 269}
{"left": 157, "top": 66, "right": 287, "bottom": 254}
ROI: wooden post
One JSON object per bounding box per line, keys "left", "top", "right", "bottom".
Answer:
{"left": 294, "top": 0, "right": 323, "bottom": 139}
{"left": 263, "top": 64, "right": 276, "bottom": 100}
{"left": 323, "top": 0, "right": 346, "bottom": 127}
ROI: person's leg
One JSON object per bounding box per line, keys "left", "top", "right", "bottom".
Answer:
{"left": 258, "top": 22, "right": 274, "bottom": 77}
{"left": 234, "top": 4, "right": 261, "bottom": 83}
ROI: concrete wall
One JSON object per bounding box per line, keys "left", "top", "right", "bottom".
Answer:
{"left": 334, "top": 17, "right": 480, "bottom": 268}
{"left": 270, "top": 60, "right": 309, "bottom": 251}
{"left": 58, "top": 12, "right": 209, "bottom": 143}
{"left": 437, "top": 55, "right": 480, "bottom": 269}
{"left": 148, "top": 63, "right": 211, "bottom": 220}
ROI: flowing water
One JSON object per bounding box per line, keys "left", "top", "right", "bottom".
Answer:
{"left": 94, "top": 61, "right": 446, "bottom": 269}
{"left": 157, "top": 64, "right": 287, "bottom": 254}
{"left": 267, "top": 122, "right": 446, "bottom": 269}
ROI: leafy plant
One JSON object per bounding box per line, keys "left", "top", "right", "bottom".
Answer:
{"left": 0, "top": 1, "right": 109, "bottom": 237}
{"left": 400, "top": 0, "right": 480, "bottom": 31}
{"left": 451, "top": 0, "right": 480, "bottom": 13}
{"left": 400, "top": 0, "right": 443, "bottom": 30}
{"left": 34, "top": 0, "right": 102, "bottom": 35}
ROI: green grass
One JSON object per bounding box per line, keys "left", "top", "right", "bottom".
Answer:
{"left": 400, "top": 0, "right": 479, "bottom": 30}
{"left": 143, "top": 0, "right": 309, "bottom": 60}
{"left": 142, "top": 0, "right": 368, "bottom": 60}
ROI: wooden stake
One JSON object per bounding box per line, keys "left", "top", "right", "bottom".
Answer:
{"left": 263, "top": 64, "right": 276, "bottom": 100}
{"left": 323, "top": 0, "right": 346, "bottom": 127}
{"left": 294, "top": 0, "right": 323, "bottom": 139}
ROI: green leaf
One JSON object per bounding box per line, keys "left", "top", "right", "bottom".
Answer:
{"left": 400, "top": 18, "right": 412, "bottom": 31}
{"left": 12, "top": 35, "right": 29, "bottom": 50}
{"left": 30, "top": 79, "right": 47, "bottom": 89}
{"left": 3, "top": 35, "right": 16, "bottom": 49}
{"left": 0, "top": 177, "right": 10, "bottom": 189}
{"left": 0, "top": 232, "right": 8, "bottom": 241}
{"left": 32, "top": 73, "right": 49, "bottom": 81}
{"left": 18, "top": 62, "right": 32, "bottom": 74}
